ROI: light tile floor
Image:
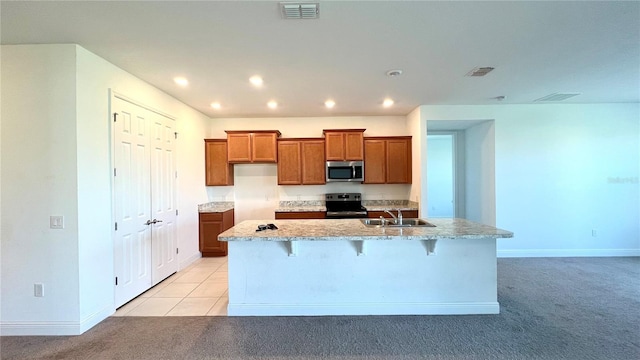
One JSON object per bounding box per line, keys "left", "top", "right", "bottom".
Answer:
{"left": 112, "top": 257, "right": 229, "bottom": 317}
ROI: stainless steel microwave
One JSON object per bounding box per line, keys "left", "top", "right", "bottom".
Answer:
{"left": 326, "top": 161, "right": 364, "bottom": 182}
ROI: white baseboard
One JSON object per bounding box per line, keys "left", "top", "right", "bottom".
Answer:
{"left": 179, "top": 251, "right": 202, "bottom": 271}
{"left": 228, "top": 302, "right": 500, "bottom": 316}
{"left": 79, "top": 305, "right": 114, "bottom": 334}
{"left": 497, "top": 248, "right": 640, "bottom": 258}
{"left": 1, "top": 305, "right": 112, "bottom": 336}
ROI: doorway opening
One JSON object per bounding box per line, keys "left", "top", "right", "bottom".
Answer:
{"left": 427, "top": 132, "right": 464, "bottom": 218}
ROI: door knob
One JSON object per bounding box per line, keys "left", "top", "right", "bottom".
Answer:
{"left": 144, "top": 220, "right": 153, "bottom": 226}
{"left": 151, "top": 219, "right": 163, "bottom": 224}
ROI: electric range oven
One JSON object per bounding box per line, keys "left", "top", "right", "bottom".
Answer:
{"left": 324, "top": 193, "right": 368, "bottom": 219}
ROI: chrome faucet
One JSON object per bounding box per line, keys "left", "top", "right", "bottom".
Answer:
{"left": 384, "top": 209, "right": 403, "bottom": 224}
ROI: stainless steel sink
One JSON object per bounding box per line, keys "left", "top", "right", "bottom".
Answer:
{"left": 360, "top": 218, "right": 436, "bottom": 227}
{"left": 361, "top": 219, "right": 387, "bottom": 226}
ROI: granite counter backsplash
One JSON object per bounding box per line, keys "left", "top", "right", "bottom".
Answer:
{"left": 275, "top": 199, "right": 418, "bottom": 212}
{"left": 198, "top": 201, "right": 235, "bottom": 213}
{"left": 362, "top": 200, "right": 419, "bottom": 211}
{"left": 275, "top": 200, "right": 325, "bottom": 212}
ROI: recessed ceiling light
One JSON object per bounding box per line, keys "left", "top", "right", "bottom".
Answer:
{"left": 324, "top": 100, "right": 335, "bottom": 109}
{"left": 267, "top": 100, "right": 278, "bottom": 109}
{"left": 383, "top": 98, "right": 394, "bottom": 107}
{"left": 174, "top": 77, "right": 188, "bottom": 86}
{"left": 250, "top": 76, "right": 264, "bottom": 87}
{"left": 210, "top": 102, "right": 221, "bottom": 109}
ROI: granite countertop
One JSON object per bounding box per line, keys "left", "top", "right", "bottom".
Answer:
{"left": 198, "top": 201, "right": 234, "bottom": 213}
{"left": 218, "top": 218, "right": 513, "bottom": 242}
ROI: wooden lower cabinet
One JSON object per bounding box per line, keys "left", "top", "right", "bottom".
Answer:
{"left": 199, "top": 209, "right": 234, "bottom": 257}
{"left": 368, "top": 210, "right": 418, "bottom": 219}
{"left": 275, "top": 211, "right": 326, "bottom": 219}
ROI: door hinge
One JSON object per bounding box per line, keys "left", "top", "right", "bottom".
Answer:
{"left": 114, "top": 168, "right": 117, "bottom": 177}
{"left": 176, "top": 248, "right": 179, "bottom": 254}
{"left": 113, "top": 113, "right": 118, "bottom": 122}
{"left": 115, "top": 277, "right": 118, "bottom": 286}
{"left": 175, "top": 171, "right": 178, "bottom": 179}
{"left": 176, "top": 209, "right": 179, "bottom": 216}
{"left": 115, "top": 222, "right": 118, "bottom": 231}
{"left": 174, "top": 132, "right": 178, "bottom": 139}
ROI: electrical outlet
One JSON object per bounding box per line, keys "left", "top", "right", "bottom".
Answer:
{"left": 34, "top": 283, "right": 44, "bottom": 297}
{"left": 50, "top": 215, "right": 64, "bottom": 229}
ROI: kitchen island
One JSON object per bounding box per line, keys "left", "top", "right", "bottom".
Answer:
{"left": 218, "top": 218, "right": 513, "bottom": 316}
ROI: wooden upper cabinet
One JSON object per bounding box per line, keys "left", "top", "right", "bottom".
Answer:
{"left": 301, "top": 139, "right": 326, "bottom": 185}
{"left": 386, "top": 138, "right": 412, "bottom": 184}
{"left": 277, "top": 138, "right": 326, "bottom": 185}
{"left": 277, "top": 140, "right": 302, "bottom": 185}
{"left": 323, "top": 129, "right": 365, "bottom": 161}
{"left": 364, "top": 136, "right": 412, "bottom": 184}
{"left": 205, "top": 139, "right": 234, "bottom": 186}
{"left": 363, "top": 139, "right": 386, "bottom": 184}
{"left": 225, "top": 130, "right": 280, "bottom": 163}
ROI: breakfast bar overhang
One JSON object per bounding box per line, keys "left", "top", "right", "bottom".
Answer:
{"left": 219, "top": 218, "right": 513, "bottom": 316}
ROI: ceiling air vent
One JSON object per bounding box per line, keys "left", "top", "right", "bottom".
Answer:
{"left": 281, "top": 2, "right": 319, "bottom": 19}
{"left": 465, "top": 67, "right": 495, "bottom": 77}
{"left": 534, "top": 93, "right": 581, "bottom": 102}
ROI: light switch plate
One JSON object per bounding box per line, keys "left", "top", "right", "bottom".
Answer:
{"left": 50, "top": 216, "right": 64, "bottom": 229}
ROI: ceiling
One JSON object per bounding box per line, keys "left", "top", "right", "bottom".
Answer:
{"left": 2, "top": 1, "right": 639, "bottom": 118}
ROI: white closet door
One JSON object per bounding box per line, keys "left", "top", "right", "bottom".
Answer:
{"left": 112, "top": 94, "right": 178, "bottom": 308}
{"left": 150, "top": 112, "right": 178, "bottom": 284}
{"left": 113, "top": 97, "right": 152, "bottom": 308}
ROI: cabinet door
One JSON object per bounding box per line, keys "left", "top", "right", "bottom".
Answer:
{"left": 277, "top": 140, "right": 302, "bottom": 185}
{"left": 227, "top": 133, "right": 252, "bottom": 163}
{"left": 386, "top": 138, "right": 412, "bottom": 184}
{"left": 345, "top": 132, "right": 364, "bottom": 160}
{"left": 301, "top": 140, "right": 326, "bottom": 185}
{"left": 252, "top": 132, "right": 278, "bottom": 162}
{"left": 199, "top": 213, "right": 227, "bottom": 256}
{"left": 205, "top": 140, "right": 234, "bottom": 186}
{"left": 364, "top": 139, "right": 386, "bottom": 184}
{"left": 275, "top": 211, "right": 326, "bottom": 219}
{"left": 324, "top": 132, "right": 345, "bottom": 161}
{"left": 222, "top": 209, "right": 234, "bottom": 234}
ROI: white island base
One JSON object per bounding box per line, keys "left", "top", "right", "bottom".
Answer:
{"left": 227, "top": 235, "right": 500, "bottom": 316}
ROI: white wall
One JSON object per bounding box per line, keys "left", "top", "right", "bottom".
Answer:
{"left": 1, "top": 44, "right": 211, "bottom": 335}
{"left": 407, "top": 107, "right": 428, "bottom": 216}
{"left": 421, "top": 104, "right": 640, "bottom": 257}
{"left": 1, "top": 45, "right": 81, "bottom": 334}
{"left": 208, "top": 116, "right": 414, "bottom": 222}
{"left": 427, "top": 134, "right": 455, "bottom": 217}
{"left": 464, "top": 121, "right": 496, "bottom": 226}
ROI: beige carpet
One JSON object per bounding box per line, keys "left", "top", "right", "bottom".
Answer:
{"left": 1, "top": 257, "right": 638, "bottom": 360}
